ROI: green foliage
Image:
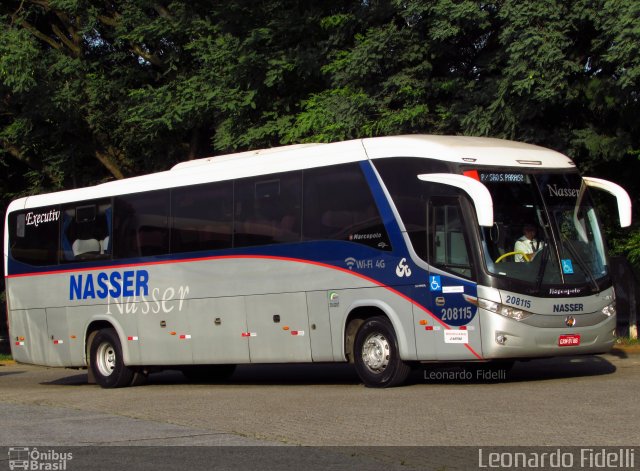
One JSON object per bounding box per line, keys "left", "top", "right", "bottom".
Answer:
{"left": 0, "top": 0, "right": 638, "bottom": 269}
{"left": 0, "top": 26, "right": 40, "bottom": 93}
{"left": 612, "top": 229, "right": 640, "bottom": 266}
{"left": 286, "top": 87, "right": 375, "bottom": 143}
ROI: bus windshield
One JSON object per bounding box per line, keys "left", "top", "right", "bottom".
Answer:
{"left": 478, "top": 171, "right": 608, "bottom": 292}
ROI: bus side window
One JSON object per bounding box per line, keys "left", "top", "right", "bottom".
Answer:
{"left": 303, "top": 163, "right": 391, "bottom": 250}
{"left": 234, "top": 171, "right": 302, "bottom": 248}
{"left": 114, "top": 190, "right": 170, "bottom": 258}
{"left": 8, "top": 209, "right": 60, "bottom": 266}
{"left": 61, "top": 200, "right": 112, "bottom": 262}
{"left": 171, "top": 181, "right": 233, "bottom": 253}
{"left": 428, "top": 198, "right": 473, "bottom": 278}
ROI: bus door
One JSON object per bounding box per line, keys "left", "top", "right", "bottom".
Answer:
{"left": 9, "top": 309, "right": 48, "bottom": 365}
{"left": 136, "top": 296, "right": 194, "bottom": 365}
{"left": 189, "top": 297, "right": 250, "bottom": 364}
{"left": 245, "top": 293, "right": 312, "bottom": 362}
{"left": 425, "top": 196, "right": 482, "bottom": 360}
{"left": 45, "top": 307, "right": 72, "bottom": 366}
{"left": 306, "top": 291, "right": 334, "bottom": 362}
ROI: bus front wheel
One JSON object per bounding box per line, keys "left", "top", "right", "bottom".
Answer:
{"left": 354, "top": 316, "right": 411, "bottom": 388}
{"left": 89, "top": 328, "right": 134, "bottom": 388}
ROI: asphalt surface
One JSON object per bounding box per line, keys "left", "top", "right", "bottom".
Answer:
{"left": 1, "top": 350, "right": 639, "bottom": 469}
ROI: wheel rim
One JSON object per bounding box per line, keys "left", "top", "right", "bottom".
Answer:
{"left": 95, "top": 341, "right": 116, "bottom": 377}
{"left": 361, "top": 332, "right": 390, "bottom": 373}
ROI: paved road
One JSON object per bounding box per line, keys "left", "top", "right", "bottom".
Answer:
{"left": 1, "top": 352, "right": 639, "bottom": 469}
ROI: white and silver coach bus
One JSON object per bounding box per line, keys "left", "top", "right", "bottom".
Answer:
{"left": 4, "top": 135, "right": 632, "bottom": 388}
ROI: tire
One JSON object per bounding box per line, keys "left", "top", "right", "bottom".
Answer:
{"left": 181, "top": 364, "right": 237, "bottom": 383}
{"left": 354, "top": 316, "right": 411, "bottom": 388}
{"left": 89, "top": 328, "right": 134, "bottom": 388}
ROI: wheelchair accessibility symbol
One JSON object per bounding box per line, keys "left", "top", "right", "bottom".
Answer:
{"left": 429, "top": 275, "right": 442, "bottom": 292}
{"left": 561, "top": 259, "right": 574, "bottom": 274}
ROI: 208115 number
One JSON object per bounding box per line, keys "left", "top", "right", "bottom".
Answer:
{"left": 441, "top": 307, "right": 473, "bottom": 321}
{"left": 505, "top": 295, "right": 531, "bottom": 309}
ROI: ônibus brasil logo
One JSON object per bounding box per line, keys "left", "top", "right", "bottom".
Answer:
{"left": 8, "top": 447, "right": 73, "bottom": 470}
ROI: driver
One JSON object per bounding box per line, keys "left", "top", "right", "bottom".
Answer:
{"left": 514, "top": 224, "right": 544, "bottom": 262}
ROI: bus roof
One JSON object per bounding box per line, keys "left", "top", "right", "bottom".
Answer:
{"left": 8, "top": 135, "right": 576, "bottom": 211}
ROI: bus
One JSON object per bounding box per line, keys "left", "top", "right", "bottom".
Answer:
{"left": 4, "top": 135, "right": 632, "bottom": 388}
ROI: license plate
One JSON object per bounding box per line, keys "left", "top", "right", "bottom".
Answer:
{"left": 558, "top": 334, "right": 581, "bottom": 347}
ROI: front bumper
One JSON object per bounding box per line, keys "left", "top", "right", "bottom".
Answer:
{"left": 479, "top": 308, "right": 616, "bottom": 359}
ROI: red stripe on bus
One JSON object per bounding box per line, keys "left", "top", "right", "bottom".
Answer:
{"left": 6, "top": 254, "right": 483, "bottom": 359}
{"left": 465, "top": 343, "right": 483, "bottom": 360}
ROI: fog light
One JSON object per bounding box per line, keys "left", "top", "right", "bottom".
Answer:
{"left": 496, "top": 334, "right": 507, "bottom": 345}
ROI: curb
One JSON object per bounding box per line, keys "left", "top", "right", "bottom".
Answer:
{"left": 611, "top": 344, "right": 640, "bottom": 355}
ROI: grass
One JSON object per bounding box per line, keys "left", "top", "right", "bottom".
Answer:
{"left": 0, "top": 353, "right": 13, "bottom": 362}
{"left": 615, "top": 336, "right": 640, "bottom": 346}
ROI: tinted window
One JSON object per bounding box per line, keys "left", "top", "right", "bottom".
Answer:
{"left": 113, "top": 190, "right": 170, "bottom": 258}
{"left": 172, "top": 181, "right": 233, "bottom": 253}
{"left": 303, "top": 163, "right": 390, "bottom": 250}
{"left": 9, "top": 207, "right": 60, "bottom": 266}
{"left": 61, "top": 199, "right": 112, "bottom": 262}
{"left": 234, "top": 172, "right": 302, "bottom": 247}
{"left": 374, "top": 157, "right": 452, "bottom": 258}
{"left": 429, "top": 198, "right": 473, "bottom": 278}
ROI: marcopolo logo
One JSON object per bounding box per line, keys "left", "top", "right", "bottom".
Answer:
{"left": 8, "top": 447, "right": 73, "bottom": 470}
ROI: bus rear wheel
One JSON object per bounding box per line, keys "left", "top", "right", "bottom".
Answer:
{"left": 354, "top": 316, "right": 411, "bottom": 388}
{"left": 89, "top": 328, "right": 134, "bottom": 388}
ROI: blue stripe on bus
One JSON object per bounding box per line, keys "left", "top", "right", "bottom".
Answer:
{"left": 7, "top": 241, "right": 482, "bottom": 358}
{"left": 6, "top": 160, "right": 479, "bottom": 333}
{"left": 7, "top": 239, "right": 404, "bottom": 283}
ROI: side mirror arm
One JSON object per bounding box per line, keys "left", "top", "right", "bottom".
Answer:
{"left": 583, "top": 177, "right": 632, "bottom": 227}
{"left": 418, "top": 174, "right": 494, "bottom": 227}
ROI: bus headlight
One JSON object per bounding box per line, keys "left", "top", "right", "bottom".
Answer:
{"left": 601, "top": 302, "right": 616, "bottom": 317}
{"left": 478, "top": 298, "right": 533, "bottom": 321}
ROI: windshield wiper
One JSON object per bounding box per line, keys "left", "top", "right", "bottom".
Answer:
{"left": 534, "top": 244, "right": 551, "bottom": 294}
{"left": 560, "top": 235, "right": 600, "bottom": 293}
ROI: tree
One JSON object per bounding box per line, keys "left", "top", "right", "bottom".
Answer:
{"left": 1, "top": 0, "right": 638, "bottom": 267}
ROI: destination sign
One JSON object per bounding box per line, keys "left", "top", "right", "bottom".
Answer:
{"left": 479, "top": 172, "right": 526, "bottom": 183}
